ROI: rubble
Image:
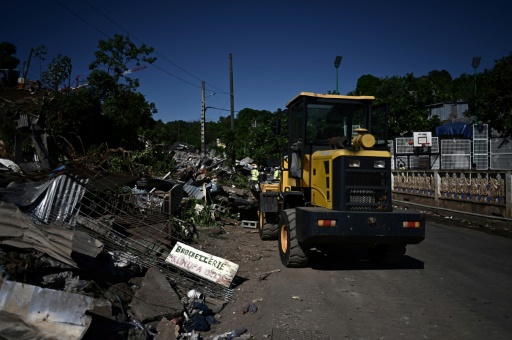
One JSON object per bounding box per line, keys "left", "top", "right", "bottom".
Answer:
{"left": 0, "top": 280, "right": 97, "bottom": 339}
{"left": 130, "top": 267, "right": 182, "bottom": 322}
{"left": 0, "top": 145, "right": 265, "bottom": 339}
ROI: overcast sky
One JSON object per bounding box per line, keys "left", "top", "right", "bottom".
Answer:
{"left": 3, "top": 0, "right": 510, "bottom": 123}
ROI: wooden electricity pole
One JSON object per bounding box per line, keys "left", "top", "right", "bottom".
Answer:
{"left": 230, "top": 53, "right": 234, "bottom": 131}
{"left": 201, "top": 80, "right": 206, "bottom": 156}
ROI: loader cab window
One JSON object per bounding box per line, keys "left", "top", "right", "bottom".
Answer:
{"left": 288, "top": 100, "right": 306, "bottom": 178}
{"left": 370, "top": 103, "right": 389, "bottom": 149}
{"left": 289, "top": 101, "right": 305, "bottom": 147}
{"left": 306, "top": 102, "right": 369, "bottom": 147}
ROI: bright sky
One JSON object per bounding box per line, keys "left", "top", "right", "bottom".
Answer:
{"left": 3, "top": 1, "right": 510, "bottom": 123}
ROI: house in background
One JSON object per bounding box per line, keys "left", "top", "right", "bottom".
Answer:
{"left": 426, "top": 101, "right": 471, "bottom": 123}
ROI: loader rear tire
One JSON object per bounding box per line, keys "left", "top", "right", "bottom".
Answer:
{"left": 278, "top": 209, "right": 309, "bottom": 268}
{"left": 259, "top": 212, "right": 279, "bottom": 240}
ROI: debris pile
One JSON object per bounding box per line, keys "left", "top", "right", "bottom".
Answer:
{"left": 0, "top": 149, "right": 265, "bottom": 339}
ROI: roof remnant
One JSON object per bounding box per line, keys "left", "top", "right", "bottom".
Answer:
{"left": 0, "top": 280, "right": 96, "bottom": 339}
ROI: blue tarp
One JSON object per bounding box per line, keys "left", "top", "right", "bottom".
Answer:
{"left": 435, "top": 122, "right": 473, "bottom": 139}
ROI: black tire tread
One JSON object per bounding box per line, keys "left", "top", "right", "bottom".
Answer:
{"left": 260, "top": 212, "right": 278, "bottom": 240}
{"left": 279, "top": 209, "right": 309, "bottom": 268}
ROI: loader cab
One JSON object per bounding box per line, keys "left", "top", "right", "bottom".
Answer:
{"left": 286, "top": 92, "right": 388, "bottom": 179}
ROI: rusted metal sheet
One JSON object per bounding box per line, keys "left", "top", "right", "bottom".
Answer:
{"left": 0, "top": 202, "right": 103, "bottom": 267}
{"left": 165, "top": 242, "right": 239, "bottom": 288}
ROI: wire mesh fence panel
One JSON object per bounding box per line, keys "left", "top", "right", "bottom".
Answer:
{"left": 431, "top": 137, "right": 440, "bottom": 154}
{"left": 395, "top": 138, "right": 415, "bottom": 154}
{"left": 490, "top": 138, "right": 512, "bottom": 170}
{"left": 473, "top": 124, "right": 489, "bottom": 170}
{"left": 441, "top": 139, "right": 471, "bottom": 169}
{"left": 21, "top": 169, "right": 234, "bottom": 302}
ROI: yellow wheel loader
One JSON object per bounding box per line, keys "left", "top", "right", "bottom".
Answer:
{"left": 257, "top": 92, "right": 425, "bottom": 267}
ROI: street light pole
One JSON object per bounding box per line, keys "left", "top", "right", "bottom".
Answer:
{"left": 472, "top": 57, "right": 481, "bottom": 95}
{"left": 334, "top": 56, "right": 342, "bottom": 94}
{"left": 471, "top": 57, "right": 481, "bottom": 124}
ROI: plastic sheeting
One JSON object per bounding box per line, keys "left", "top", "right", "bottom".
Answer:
{"left": 435, "top": 122, "right": 473, "bottom": 139}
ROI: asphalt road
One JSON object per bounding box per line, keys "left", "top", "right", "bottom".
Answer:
{"left": 226, "top": 218, "right": 512, "bottom": 340}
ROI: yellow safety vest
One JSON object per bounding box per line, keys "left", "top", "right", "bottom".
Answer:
{"left": 250, "top": 168, "right": 259, "bottom": 181}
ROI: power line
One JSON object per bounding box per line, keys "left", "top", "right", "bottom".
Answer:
{"left": 79, "top": 0, "right": 228, "bottom": 94}
{"left": 55, "top": 1, "right": 111, "bottom": 40}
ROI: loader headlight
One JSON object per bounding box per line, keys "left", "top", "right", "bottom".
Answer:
{"left": 349, "top": 159, "right": 360, "bottom": 168}
{"left": 374, "top": 160, "right": 385, "bottom": 168}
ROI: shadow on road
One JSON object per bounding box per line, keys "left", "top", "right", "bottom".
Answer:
{"left": 309, "top": 248, "right": 424, "bottom": 271}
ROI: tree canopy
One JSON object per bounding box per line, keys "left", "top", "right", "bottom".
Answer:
{"left": 2, "top": 38, "right": 512, "bottom": 174}
{"left": 0, "top": 42, "right": 20, "bottom": 70}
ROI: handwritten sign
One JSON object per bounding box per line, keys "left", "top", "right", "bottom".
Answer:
{"left": 165, "top": 242, "right": 239, "bottom": 287}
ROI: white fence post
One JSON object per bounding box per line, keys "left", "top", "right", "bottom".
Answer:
{"left": 506, "top": 171, "right": 512, "bottom": 218}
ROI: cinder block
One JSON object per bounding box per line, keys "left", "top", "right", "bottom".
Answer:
{"left": 212, "top": 204, "right": 226, "bottom": 214}
{"left": 242, "top": 220, "right": 258, "bottom": 229}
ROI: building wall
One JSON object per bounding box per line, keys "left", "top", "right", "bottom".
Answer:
{"left": 427, "top": 102, "right": 469, "bottom": 122}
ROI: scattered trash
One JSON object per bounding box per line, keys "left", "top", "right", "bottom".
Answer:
{"left": 241, "top": 302, "right": 258, "bottom": 314}
{"left": 292, "top": 296, "right": 302, "bottom": 301}
{"left": 0, "top": 144, "right": 269, "bottom": 339}
{"left": 227, "top": 326, "right": 248, "bottom": 339}
{"left": 258, "top": 268, "right": 281, "bottom": 281}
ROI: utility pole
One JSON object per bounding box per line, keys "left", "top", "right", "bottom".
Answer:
{"left": 201, "top": 80, "right": 206, "bottom": 156}
{"left": 229, "top": 53, "right": 235, "bottom": 131}
{"left": 23, "top": 48, "right": 33, "bottom": 80}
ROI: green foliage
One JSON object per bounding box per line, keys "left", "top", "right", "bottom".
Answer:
{"left": 41, "top": 54, "right": 72, "bottom": 91}
{"left": 354, "top": 72, "right": 457, "bottom": 137}
{"left": 217, "top": 170, "right": 249, "bottom": 189}
{"left": 35, "top": 34, "right": 159, "bottom": 158}
{"left": 232, "top": 108, "right": 285, "bottom": 165}
{"left": 470, "top": 53, "right": 512, "bottom": 137}
{"left": 427, "top": 70, "right": 453, "bottom": 102}
{"left": 0, "top": 42, "right": 20, "bottom": 69}
{"left": 220, "top": 128, "right": 236, "bottom": 166}
{"left": 32, "top": 45, "right": 47, "bottom": 78}
{"left": 104, "top": 146, "right": 174, "bottom": 177}
{"left": 89, "top": 33, "right": 156, "bottom": 90}
{"left": 4, "top": 38, "right": 512, "bottom": 168}
{"left": 176, "top": 198, "right": 218, "bottom": 228}
{"left": 354, "top": 74, "right": 382, "bottom": 95}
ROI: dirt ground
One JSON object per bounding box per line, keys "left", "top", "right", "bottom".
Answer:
{"left": 192, "top": 221, "right": 285, "bottom": 339}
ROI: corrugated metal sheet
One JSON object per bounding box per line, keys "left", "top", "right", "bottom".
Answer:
{"left": 183, "top": 180, "right": 205, "bottom": 199}
{"left": 0, "top": 280, "right": 95, "bottom": 339}
{"left": 428, "top": 102, "right": 468, "bottom": 122}
{"left": 31, "top": 173, "right": 89, "bottom": 225}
